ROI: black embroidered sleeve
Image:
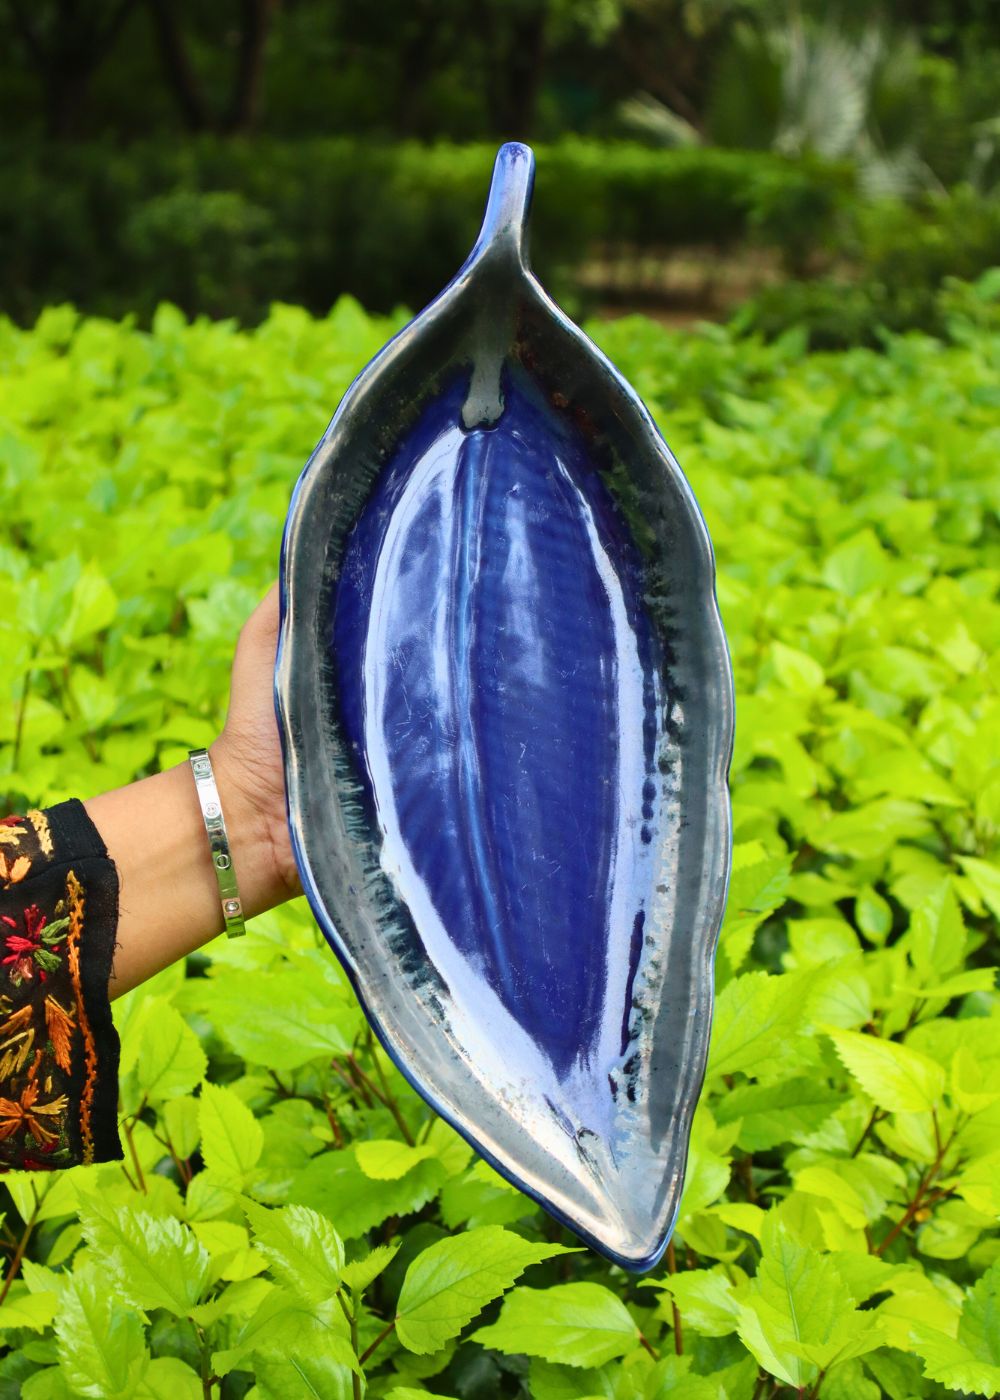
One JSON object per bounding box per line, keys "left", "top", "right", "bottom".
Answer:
{"left": 0, "top": 801, "right": 123, "bottom": 1170}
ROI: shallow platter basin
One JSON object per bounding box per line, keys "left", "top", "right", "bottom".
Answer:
{"left": 275, "top": 142, "right": 734, "bottom": 1271}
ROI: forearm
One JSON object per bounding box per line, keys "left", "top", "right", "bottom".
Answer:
{"left": 83, "top": 741, "right": 291, "bottom": 1000}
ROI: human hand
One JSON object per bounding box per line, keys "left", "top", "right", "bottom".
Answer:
{"left": 210, "top": 581, "right": 302, "bottom": 906}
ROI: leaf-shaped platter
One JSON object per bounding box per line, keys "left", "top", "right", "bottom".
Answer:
{"left": 275, "top": 142, "right": 734, "bottom": 1271}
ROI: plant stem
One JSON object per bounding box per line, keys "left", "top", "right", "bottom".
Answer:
{"left": 332, "top": 1056, "right": 373, "bottom": 1109}
{"left": 638, "top": 1331, "right": 660, "bottom": 1360}
{"left": 359, "top": 1317, "right": 396, "bottom": 1366}
{"left": 876, "top": 1117, "right": 957, "bottom": 1255}
{"left": 0, "top": 1190, "right": 39, "bottom": 1306}
{"left": 11, "top": 659, "right": 35, "bottom": 773}
{"left": 666, "top": 1238, "right": 683, "bottom": 1355}
{"left": 367, "top": 1043, "right": 415, "bottom": 1147}
{"left": 121, "top": 1097, "right": 147, "bottom": 1198}
{"left": 122, "top": 1112, "right": 147, "bottom": 1193}
{"left": 876, "top": 1175, "right": 933, "bottom": 1255}
{"left": 340, "top": 1036, "right": 415, "bottom": 1145}
{"left": 336, "top": 1290, "right": 362, "bottom": 1400}
{"left": 153, "top": 1125, "right": 192, "bottom": 1184}
{"left": 739, "top": 1154, "right": 757, "bottom": 1203}
{"left": 851, "top": 1107, "right": 884, "bottom": 1158}
{"left": 194, "top": 1322, "right": 212, "bottom": 1399}
{"left": 805, "top": 1368, "right": 827, "bottom": 1399}
{"left": 346, "top": 1056, "right": 376, "bottom": 1107}
{"left": 194, "top": 1329, "right": 221, "bottom": 1398}
{"left": 322, "top": 1093, "right": 345, "bottom": 1148}
{"left": 922, "top": 1186, "right": 957, "bottom": 1209}
{"left": 900, "top": 997, "right": 926, "bottom": 1036}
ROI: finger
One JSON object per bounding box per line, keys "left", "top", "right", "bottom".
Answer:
{"left": 244, "top": 580, "right": 281, "bottom": 645}
{"left": 233, "top": 583, "right": 280, "bottom": 677}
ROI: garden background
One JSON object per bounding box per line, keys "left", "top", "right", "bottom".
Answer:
{"left": 2, "top": 2, "right": 1000, "bottom": 1397}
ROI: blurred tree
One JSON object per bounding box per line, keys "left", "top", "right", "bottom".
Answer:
{"left": 328, "top": 0, "right": 620, "bottom": 140}
{"left": 887, "top": 0, "right": 1000, "bottom": 53}
{"left": 2, "top": 0, "right": 1000, "bottom": 168}
{"left": 7, "top": 0, "right": 141, "bottom": 136}
{"left": 147, "top": 0, "right": 278, "bottom": 133}
{"left": 612, "top": 0, "right": 757, "bottom": 136}
{"left": 479, "top": 0, "right": 551, "bottom": 136}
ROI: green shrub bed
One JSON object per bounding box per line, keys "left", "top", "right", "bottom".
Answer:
{"left": 0, "top": 288, "right": 998, "bottom": 1397}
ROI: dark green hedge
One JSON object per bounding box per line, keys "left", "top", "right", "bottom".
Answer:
{"left": 0, "top": 138, "right": 851, "bottom": 325}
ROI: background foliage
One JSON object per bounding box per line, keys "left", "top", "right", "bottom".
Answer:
{"left": 0, "top": 278, "right": 999, "bottom": 1396}
{"left": 0, "top": 139, "right": 851, "bottom": 327}
{"left": 3, "top": 0, "right": 1000, "bottom": 343}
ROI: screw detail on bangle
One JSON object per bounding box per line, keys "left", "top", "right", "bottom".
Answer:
{"left": 189, "top": 748, "right": 246, "bottom": 939}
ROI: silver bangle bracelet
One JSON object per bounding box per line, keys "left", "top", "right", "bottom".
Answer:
{"left": 188, "top": 748, "right": 246, "bottom": 939}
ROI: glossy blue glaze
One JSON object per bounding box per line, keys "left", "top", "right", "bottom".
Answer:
{"left": 333, "top": 370, "right": 662, "bottom": 1080}
{"left": 276, "top": 141, "right": 734, "bottom": 1271}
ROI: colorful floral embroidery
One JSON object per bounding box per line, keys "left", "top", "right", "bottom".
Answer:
{"left": 0, "top": 1003, "right": 35, "bottom": 1080}
{"left": 1, "top": 903, "right": 70, "bottom": 985}
{"left": 0, "top": 854, "right": 31, "bottom": 888}
{"left": 0, "top": 818, "right": 32, "bottom": 889}
{"left": 0, "top": 1079, "right": 69, "bottom": 1148}
{"left": 45, "top": 995, "right": 76, "bottom": 1073}
{"left": 0, "top": 807, "right": 115, "bottom": 1171}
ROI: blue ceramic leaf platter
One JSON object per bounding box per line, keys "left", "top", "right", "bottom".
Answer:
{"left": 275, "top": 143, "right": 734, "bottom": 1271}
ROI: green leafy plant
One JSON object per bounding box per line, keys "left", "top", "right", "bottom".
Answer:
{"left": 741, "top": 197, "right": 1000, "bottom": 348}
{"left": 0, "top": 287, "right": 998, "bottom": 1396}
{"left": 0, "top": 138, "right": 850, "bottom": 326}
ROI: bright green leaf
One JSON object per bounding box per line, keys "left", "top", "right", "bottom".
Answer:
{"left": 53, "top": 1265, "right": 150, "bottom": 1399}
{"left": 396, "top": 1225, "right": 573, "bottom": 1354}
{"left": 356, "top": 1139, "right": 436, "bottom": 1180}
{"left": 120, "top": 998, "right": 207, "bottom": 1102}
{"left": 212, "top": 1286, "right": 358, "bottom": 1378}
{"left": 0, "top": 1289, "right": 57, "bottom": 1331}
{"left": 77, "top": 1191, "right": 210, "bottom": 1314}
{"left": 56, "top": 564, "right": 117, "bottom": 647}
{"left": 909, "top": 881, "right": 966, "bottom": 980}
{"left": 162, "top": 1095, "right": 201, "bottom": 1161}
{"left": 134, "top": 1357, "right": 204, "bottom": 1399}
{"left": 957, "top": 857, "right": 1000, "bottom": 922}
{"left": 828, "top": 1029, "right": 945, "bottom": 1113}
{"left": 253, "top": 1353, "right": 356, "bottom": 1400}
{"left": 241, "top": 1198, "right": 344, "bottom": 1304}
{"left": 708, "top": 971, "right": 805, "bottom": 1078}
{"left": 386, "top": 1390, "right": 460, "bottom": 1400}
{"left": 473, "top": 1282, "right": 638, "bottom": 1367}
{"left": 198, "top": 1081, "right": 263, "bottom": 1184}
{"left": 736, "top": 1214, "right": 875, "bottom": 1388}
{"left": 290, "top": 1150, "right": 445, "bottom": 1239}
{"left": 658, "top": 1267, "right": 741, "bottom": 1337}
{"left": 959, "top": 1258, "right": 1000, "bottom": 1366}
{"left": 342, "top": 1240, "right": 402, "bottom": 1294}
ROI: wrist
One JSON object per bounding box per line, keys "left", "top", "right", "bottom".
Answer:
{"left": 84, "top": 761, "right": 240, "bottom": 996}
{"left": 208, "top": 734, "right": 298, "bottom": 914}
{"left": 83, "top": 746, "right": 297, "bottom": 999}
